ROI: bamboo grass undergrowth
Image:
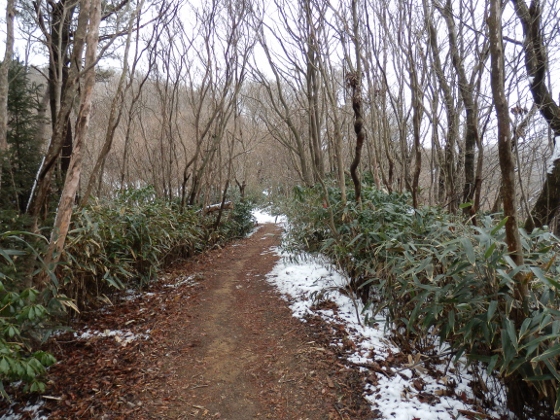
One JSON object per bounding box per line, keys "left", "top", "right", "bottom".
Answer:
{"left": 279, "top": 179, "right": 560, "bottom": 418}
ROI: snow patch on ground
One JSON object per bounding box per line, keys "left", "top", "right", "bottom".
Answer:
{"left": 0, "top": 401, "right": 47, "bottom": 420}
{"left": 252, "top": 208, "right": 287, "bottom": 225}
{"left": 121, "top": 289, "right": 142, "bottom": 301}
{"left": 248, "top": 208, "right": 286, "bottom": 237}
{"left": 547, "top": 136, "right": 560, "bottom": 174}
{"left": 266, "top": 250, "right": 505, "bottom": 419}
{"left": 74, "top": 328, "right": 150, "bottom": 345}
{"left": 163, "top": 274, "right": 199, "bottom": 289}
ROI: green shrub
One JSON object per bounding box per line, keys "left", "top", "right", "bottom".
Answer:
{"left": 62, "top": 187, "right": 255, "bottom": 306}
{"left": 0, "top": 231, "right": 62, "bottom": 398}
{"left": 0, "top": 187, "right": 255, "bottom": 399}
{"left": 218, "top": 200, "right": 256, "bottom": 238}
{"left": 280, "top": 180, "right": 560, "bottom": 417}
{"left": 63, "top": 187, "right": 203, "bottom": 299}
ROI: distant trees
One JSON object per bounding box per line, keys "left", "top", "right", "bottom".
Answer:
{"left": 1, "top": 0, "right": 557, "bottom": 217}
{"left": 1, "top": 0, "right": 560, "bottom": 285}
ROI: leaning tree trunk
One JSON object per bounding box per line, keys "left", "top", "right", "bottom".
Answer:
{"left": 511, "top": 0, "right": 560, "bottom": 232}
{"left": 39, "top": 0, "right": 101, "bottom": 285}
{"left": 26, "top": 1, "right": 86, "bottom": 224}
{"left": 80, "top": 0, "right": 143, "bottom": 206}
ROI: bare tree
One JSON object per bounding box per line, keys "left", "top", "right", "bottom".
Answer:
{"left": 437, "top": 0, "right": 487, "bottom": 216}
{"left": 251, "top": 31, "right": 314, "bottom": 186}
{"left": 510, "top": 0, "right": 560, "bottom": 232}
{"left": 0, "top": 0, "right": 15, "bottom": 192}
{"left": 39, "top": 0, "right": 102, "bottom": 283}
{"left": 488, "top": 0, "right": 527, "bottom": 305}
{"left": 80, "top": 0, "right": 150, "bottom": 206}
{"left": 26, "top": 0, "right": 138, "bottom": 223}
{"left": 347, "top": 0, "right": 365, "bottom": 203}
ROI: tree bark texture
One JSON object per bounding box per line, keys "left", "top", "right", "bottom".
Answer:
{"left": 305, "top": 1, "right": 324, "bottom": 180}
{"left": 81, "top": 0, "right": 143, "bottom": 206}
{"left": 488, "top": 0, "right": 527, "bottom": 303}
{"left": 440, "top": 0, "right": 481, "bottom": 214}
{"left": 349, "top": 0, "right": 365, "bottom": 204}
{"left": 510, "top": 0, "right": 560, "bottom": 232}
{"left": 26, "top": 0, "right": 87, "bottom": 222}
{"left": 40, "top": 0, "right": 102, "bottom": 284}
{"left": 406, "top": 30, "right": 423, "bottom": 209}
{"left": 422, "top": 0, "right": 459, "bottom": 211}
{"left": 0, "top": 0, "right": 15, "bottom": 192}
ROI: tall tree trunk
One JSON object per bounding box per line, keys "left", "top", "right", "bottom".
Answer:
{"left": 48, "top": 0, "right": 76, "bottom": 183}
{"left": 305, "top": 1, "right": 323, "bottom": 180}
{"left": 488, "top": 0, "right": 527, "bottom": 305}
{"left": 26, "top": 1, "right": 85, "bottom": 224}
{"left": 440, "top": 0, "right": 482, "bottom": 215}
{"left": 510, "top": 0, "right": 560, "bottom": 232}
{"left": 80, "top": 0, "right": 142, "bottom": 206}
{"left": 406, "top": 17, "right": 424, "bottom": 209}
{"left": 39, "top": 0, "right": 101, "bottom": 285}
{"left": 349, "top": 0, "right": 365, "bottom": 203}
{"left": 0, "top": 0, "right": 15, "bottom": 194}
{"left": 422, "top": 0, "right": 460, "bottom": 211}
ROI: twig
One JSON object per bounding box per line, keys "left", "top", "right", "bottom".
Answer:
{"left": 333, "top": 404, "right": 345, "bottom": 420}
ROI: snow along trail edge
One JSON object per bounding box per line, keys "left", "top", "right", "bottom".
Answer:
{"left": 260, "top": 209, "right": 509, "bottom": 420}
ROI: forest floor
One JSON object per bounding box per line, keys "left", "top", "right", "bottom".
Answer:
{"left": 0, "top": 223, "right": 371, "bottom": 420}
{"left": 1, "top": 218, "right": 507, "bottom": 420}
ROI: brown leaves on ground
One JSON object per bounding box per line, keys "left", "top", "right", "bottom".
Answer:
{"left": 1, "top": 223, "right": 505, "bottom": 420}
{"left": 0, "top": 224, "right": 372, "bottom": 420}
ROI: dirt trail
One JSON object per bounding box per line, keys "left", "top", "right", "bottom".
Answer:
{"left": 1, "top": 223, "right": 371, "bottom": 420}
{"left": 140, "top": 223, "right": 369, "bottom": 419}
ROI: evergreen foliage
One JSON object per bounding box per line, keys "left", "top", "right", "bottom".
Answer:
{"left": 61, "top": 187, "right": 255, "bottom": 306}
{"left": 0, "top": 186, "right": 255, "bottom": 398}
{"left": 1, "top": 60, "right": 43, "bottom": 213}
{"left": 0, "top": 231, "right": 64, "bottom": 398}
{"left": 280, "top": 179, "right": 560, "bottom": 417}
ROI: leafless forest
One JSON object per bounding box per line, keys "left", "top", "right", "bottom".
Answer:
{"left": 0, "top": 0, "right": 558, "bottom": 233}
{"left": 2, "top": 0, "right": 560, "bottom": 416}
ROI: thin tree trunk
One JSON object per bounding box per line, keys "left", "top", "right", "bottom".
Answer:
{"left": 39, "top": 0, "right": 101, "bottom": 285}
{"left": 26, "top": 1, "right": 88, "bottom": 224}
{"left": 440, "top": 0, "right": 482, "bottom": 215}
{"left": 305, "top": 3, "right": 323, "bottom": 180}
{"left": 81, "top": 0, "right": 142, "bottom": 206}
{"left": 406, "top": 25, "right": 424, "bottom": 209}
{"left": 235, "top": 178, "right": 246, "bottom": 201}
{"left": 349, "top": 0, "right": 365, "bottom": 204}
{"left": 488, "top": 0, "right": 527, "bottom": 306}
{"left": 423, "top": 0, "right": 460, "bottom": 211}
{"left": 510, "top": 0, "right": 560, "bottom": 232}
{"left": 0, "top": 0, "right": 15, "bottom": 193}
